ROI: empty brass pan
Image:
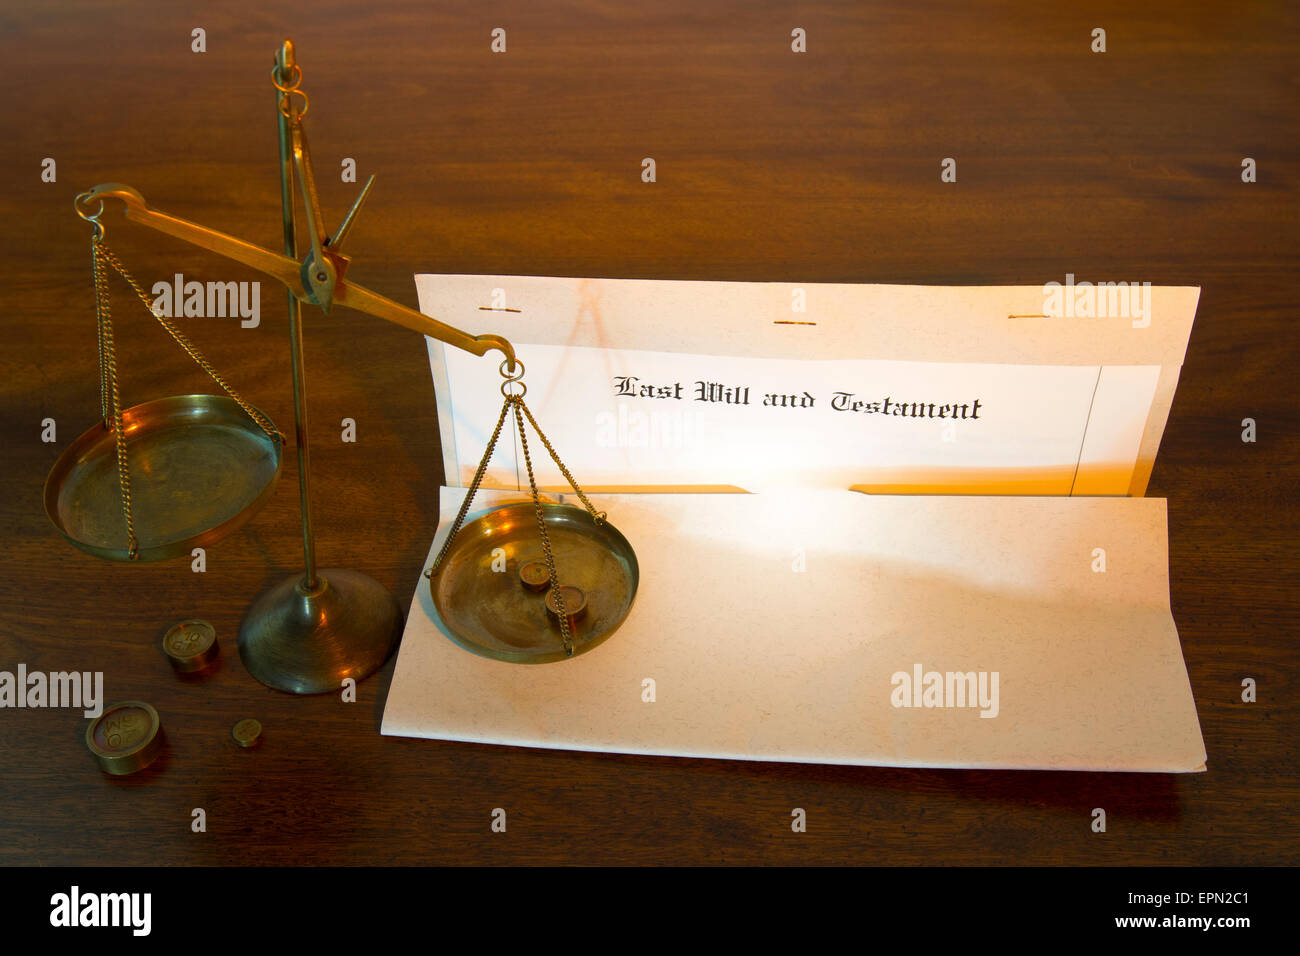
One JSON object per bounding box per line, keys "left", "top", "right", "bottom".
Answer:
{"left": 429, "top": 502, "right": 638, "bottom": 664}
{"left": 44, "top": 394, "right": 282, "bottom": 562}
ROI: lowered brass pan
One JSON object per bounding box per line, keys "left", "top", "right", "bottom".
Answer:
{"left": 44, "top": 394, "right": 282, "bottom": 562}
{"left": 429, "top": 502, "right": 639, "bottom": 664}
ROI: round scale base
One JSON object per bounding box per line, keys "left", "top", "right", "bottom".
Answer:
{"left": 238, "top": 568, "right": 402, "bottom": 694}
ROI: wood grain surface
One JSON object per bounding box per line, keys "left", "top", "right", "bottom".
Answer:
{"left": 0, "top": 0, "right": 1296, "bottom": 865}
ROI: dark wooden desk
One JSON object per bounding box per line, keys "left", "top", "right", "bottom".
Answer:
{"left": 1, "top": 0, "right": 1295, "bottom": 865}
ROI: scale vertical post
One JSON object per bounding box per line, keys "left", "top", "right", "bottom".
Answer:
{"left": 276, "top": 41, "right": 318, "bottom": 591}
{"left": 237, "top": 40, "right": 402, "bottom": 695}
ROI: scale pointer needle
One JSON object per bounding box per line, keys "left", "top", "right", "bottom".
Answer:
{"left": 328, "top": 174, "right": 375, "bottom": 253}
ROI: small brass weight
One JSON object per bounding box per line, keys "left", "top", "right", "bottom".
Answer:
{"left": 47, "top": 39, "right": 638, "bottom": 687}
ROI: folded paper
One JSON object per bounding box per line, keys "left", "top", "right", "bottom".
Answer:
{"left": 381, "top": 487, "right": 1207, "bottom": 773}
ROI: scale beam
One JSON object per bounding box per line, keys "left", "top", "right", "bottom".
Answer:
{"left": 75, "top": 182, "right": 517, "bottom": 368}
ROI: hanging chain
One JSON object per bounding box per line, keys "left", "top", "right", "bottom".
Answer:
{"left": 94, "top": 241, "right": 111, "bottom": 426}
{"left": 91, "top": 240, "right": 284, "bottom": 445}
{"left": 425, "top": 396, "right": 513, "bottom": 578}
{"left": 512, "top": 396, "right": 572, "bottom": 654}
{"left": 425, "top": 362, "right": 606, "bottom": 657}
{"left": 91, "top": 238, "right": 139, "bottom": 559}
{"left": 516, "top": 399, "right": 606, "bottom": 526}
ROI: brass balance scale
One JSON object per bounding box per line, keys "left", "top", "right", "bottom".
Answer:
{"left": 45, "top": 40, "right": 639, "bottom": 690}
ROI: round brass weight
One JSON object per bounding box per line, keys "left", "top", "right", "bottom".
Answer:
{"left": 429, "top": 503, "right": 638, "bottom": 664}
{"left": 162, "top": 619, "right": 220, "bottom": 673}
{"left": 85, "top": 701, "right": 164, "bottom": 775}
{"left": 44, "top": 394, "right": 282, "bottom": 562}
